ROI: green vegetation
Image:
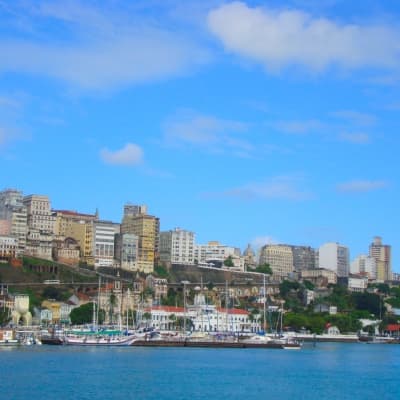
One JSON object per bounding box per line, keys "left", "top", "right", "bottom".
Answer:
{"left": 223, "top": 256, "right": 234, "bottom": 267}
{"left": 0, "top": 308, "right": 11, "bottom": 327}
{"left": 254, "top": 263, "right": 273, "bottom": 275}
{"left": 154, "top": 264, "right": 169, "bottom": 278}
{"left": 69, "top": 302, "right": 105, "bottom": 325}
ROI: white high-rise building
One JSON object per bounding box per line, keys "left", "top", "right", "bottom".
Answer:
{"left": 350, "top": 254, "right": 377, "bottom": 280}
{"left": 93, "top": 220, "right": 120, "bottom": 268}
{"left": 318, "top": 242, "right": 349, "bottom": 278}
{"left": 115, "top": 233, "right": 139, "bottom": 271}
{"left": 160, "top": 228, "right": 195, "bottom": 265}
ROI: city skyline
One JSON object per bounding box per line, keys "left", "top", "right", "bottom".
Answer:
{"left": 1, "top": 1, "right": 399, "bottom": 271}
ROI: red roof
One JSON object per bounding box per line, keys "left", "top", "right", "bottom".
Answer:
{"left": 386, "top": 324, "right": 400, "bottom": 332}
{"left": 217, "top": 308, "right": 248, "bottom": 315}
{"left": 147, "top": 306, "right": 184, "bottom": 313}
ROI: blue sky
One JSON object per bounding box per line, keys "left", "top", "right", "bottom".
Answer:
{"left": 1, "top": 0, "right": 399, "bottom": 271}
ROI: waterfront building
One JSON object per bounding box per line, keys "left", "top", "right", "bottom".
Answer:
{"left": 318, "top": 242, "right": 349, "bottom": 278}
{"left": 291, "top": 245, "right": 316, "bottom": 271}
{"left": 121, "top": 205, "right": 159, "bottom": 274}
{"left": 160, "top": 228, "right": 195, "bottom": 265}
{"left": 369, "top": 236, "right": 392, "bottom": 282}
{"left": 115, "top": 233, "right": 139, "bottom": 272}
{"left": 259, "top": 244, "right": 294, "bottom": 280}
{"left": 350, "top": 254, "right": 377, "bottom": 280}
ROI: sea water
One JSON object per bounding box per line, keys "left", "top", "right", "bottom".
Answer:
{"left": 1, "top": 343, "right": 399, "bottom": 400}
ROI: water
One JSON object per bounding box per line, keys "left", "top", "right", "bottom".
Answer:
{"left": 1, "top": 343, "right": 399, "bottom": 400}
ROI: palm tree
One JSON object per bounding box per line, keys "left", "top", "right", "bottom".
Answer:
{"left": 169, "top": 313, "right": 177, "bottom": 331}
{"left": 142, "top": 312, "right": 152, "bottom": 328}
{"left": 109, "top": 293, "right": 117, "bottom": 324}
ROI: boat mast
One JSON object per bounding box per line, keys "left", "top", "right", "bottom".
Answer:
{"left": 263, "top": 274, "right": 266, "bottom": 333}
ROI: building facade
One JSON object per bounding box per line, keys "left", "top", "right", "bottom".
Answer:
{"left": 259, "top": 244, "right": 294, "bottom": 279}
{"left": 93, "top": 220, "right": 120, "bottom": 268}
{"left": 160, "top": 228, "right": 195, "bottom": 265}
{"left": 350, "top": 254, "right": 377, "bottom": 280}
{"left": 115, "top": 233, "right": 139, "bottom": 271}
{"left": 369, "top": 236, "right": 392, "bottom": 282}
{"left": 318, "top": 242, "right": 349, "bottom": 278}
{"left": 291, "top": 245, "right": 316, "bottom": 271}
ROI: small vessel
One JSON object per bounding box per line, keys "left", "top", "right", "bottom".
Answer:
{"left": 0, "top": 329, "right": 19, "bottom": 346}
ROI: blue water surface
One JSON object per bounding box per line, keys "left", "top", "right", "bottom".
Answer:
{"left": 1, "top": 343, "right": 399, "bottom": 400}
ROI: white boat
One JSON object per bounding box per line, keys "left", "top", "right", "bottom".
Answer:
{"left": 63, "top": 333, "right": 137, "bottom": 346}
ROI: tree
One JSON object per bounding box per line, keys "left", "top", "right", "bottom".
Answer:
{"left": 109, "top": 293, "right": 117, "bottom": 324}
{"left": 70, "top": 302, "right": 96, "bottom": 325}
{"left": 142, "top": 312, "right": 152, "bottom": 327}
{"left": 224, "top": 256, "right": 234, "bottom": 267}
{"left": 255, "top": 264, "right": 273, "bottom": 275}
{"left": 0, "top": 308, "right": 11, "bottom": 327}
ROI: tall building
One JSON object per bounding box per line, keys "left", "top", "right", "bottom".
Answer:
{"left": 318, "top": 242, "right": 349, "bottom": 278}
{"left": 115, "top": 233, "right": 139, "bottom": 271}
{"left": 123, "top": 204, "right": 147, "bottom": 217}
{"left": 0, "top": 189, "right": 28, "bottom": 256}
{"left": 121, "top": 204, "right": 159, "bottom": 274}
{"left": 54, "top": 209, "right": 98, "bottom": 266}
{"left": 259, "top": 244, "right": 294, "bottom": 279}
{"left": 93, "top": 220, "right": 120, "bottom": 268}
{"left": 350, "top": 254, "right": 377, "bottom": 280}
{"left": 23, "top": 194, "right": 55, "bottom": 260}
{"left": 369, "top": 236, "right": 392, "bottom": 281}
{"left": 23, "top": 195, "right": 56, "bottom": 234}
{"left": 160, "top": 228, "right": 195, "bottom": 265}
{"left": 291, "top": 246, "right": 316, "bottom": 271}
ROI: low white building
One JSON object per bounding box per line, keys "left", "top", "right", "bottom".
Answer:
{"left": 348, "top": 276, "right": 369, "bottom": 292}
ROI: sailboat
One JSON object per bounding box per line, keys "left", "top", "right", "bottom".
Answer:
{"left": 63, "top": 278, "right": 138, "bottom": 346}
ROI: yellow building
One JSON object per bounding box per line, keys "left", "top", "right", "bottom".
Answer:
{"left": 54, "top": 210, "right": 98, "bottom": 266}
{"left": 122, "top": 213, "right": 159, "bottom": 274}
{"left": 41, "top": 300, "right": 61, "bottom": 324}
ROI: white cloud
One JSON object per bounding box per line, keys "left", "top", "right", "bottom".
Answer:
{"left": 331, "top": 110, "right": 376, "bottom": 126}
{"left": 336, "top": 180, "right": 388, "bottom": 193}
{"left": 251, "top": 236, "right": 279, "bottom": 250}
{"left": 163, "top": 111, "right": 253, "bottom": 157}
{"left": 221, "top": 175, "right": 313, "bottom": 201}
{"left": 0, "top": 2, "right": 209, "bottom": 90}
{"left": 100, "top": 143, "right": 143, "bottom": 166}
{"left": 338, "top": 132, "right": 370, "bottom": 144}
{"left": 273, "top": 119, "right": 323, "bottom": 134}
{"left": 207, "top": 2, "right": 400, "bottom": 73}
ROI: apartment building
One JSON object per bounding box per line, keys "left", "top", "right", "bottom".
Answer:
{"left": 369, "top": 236, "right": 392, "bottom": 282}
{"left": 259, "top": 244, "right": 294, "bottom": 279}
{"left": 318, "top": 242, "right": 349, "bottom": 278}
{"left": 159, "top": 228, "right": 195, "bottom": 265}
{"left": 121, "top": 205, "right": 159, "bottom": 274}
